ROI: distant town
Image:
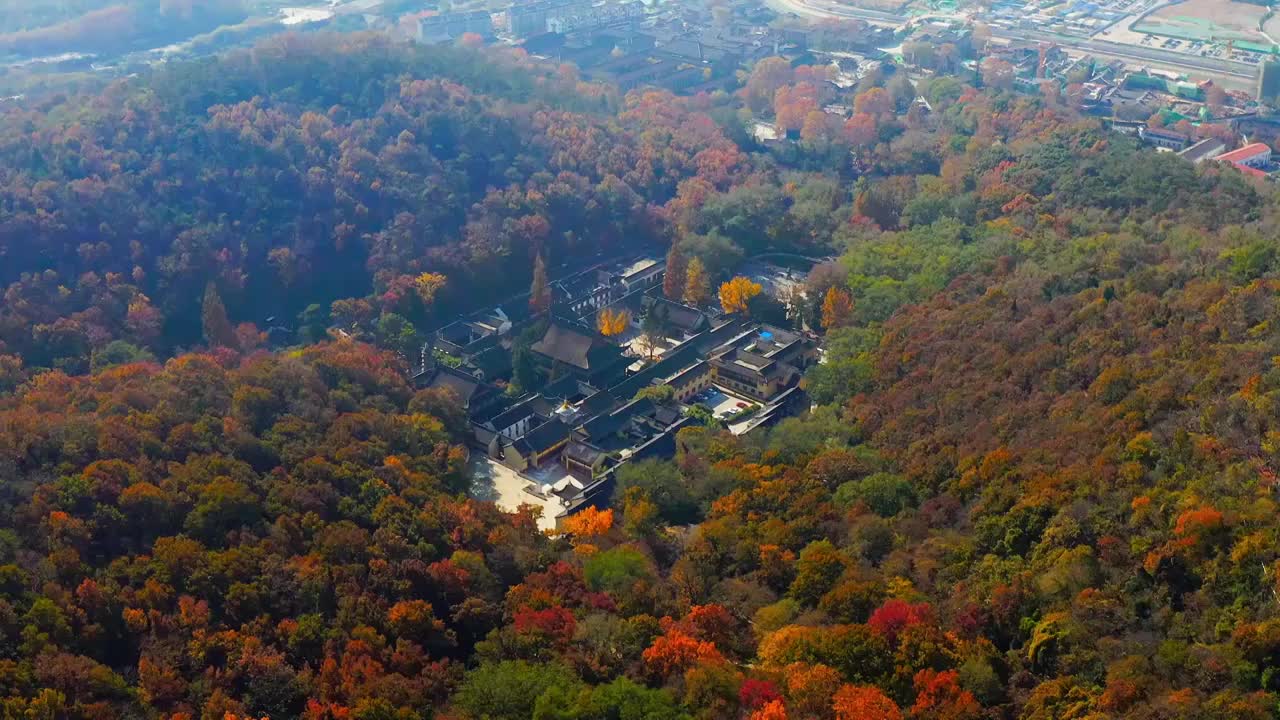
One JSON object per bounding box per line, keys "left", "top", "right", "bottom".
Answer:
{"left": 392, "top": 0, "right": 1280, "bottom": 176}
{"left": 7, "top": 0, "right": 1280, "bottom": 173}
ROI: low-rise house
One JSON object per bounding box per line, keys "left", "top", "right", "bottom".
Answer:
{"left": 599, "top": 257, "right": 666, "bottom": 293}
{"left": 519, "top": 419, "right": 574, "bottom": 467}
{"left": 730, "top": 386, "right": 810, "bottom": 436}
{"left": 1138, "top": 126, "right": 1191, "bottom": 151}
{"left": 488, "top": 418, "right": 574, "bottom": 472}
{"left": 562, "top": 440, "right": 607, "bottom": 481}
{"left": 666, "top": 360, "right": 712, "bottom": 403}
{"left": 1179, "top": 137, "right": 1228, "bottom": 164}
{"left": 488, "top": 400, "right": 543, "bottom": 441}
{"left": 641, "top": 295, "right": 708, "bottom": 336}
{"left": 709, "top": 346, "right": 800, "bottom": 401}
{"left": 1217, "top": 142, "right": 1272, "bottom": 169}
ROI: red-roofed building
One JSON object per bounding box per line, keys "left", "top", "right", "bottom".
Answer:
{"left": 1217, "top": 143, "right": 1272, "bottom": 169}
{"left": 1236, "top": 165, "right": 1270, "bottom": 180}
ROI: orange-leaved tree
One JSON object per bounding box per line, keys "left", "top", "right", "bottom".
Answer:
{"left": 642, "top": 628, "right": 723, "bottom": 679}
{"left": 749, "top": 699, "right": 789, "bottom": 720}
{"left": 821, "top": 287, "right": 854, "bottom": 331}
{"left": 561, "top": 506, "right": 614, "bottom": 538}
{"left": 720, "top": 276, "right": 763, "bottom": 316}
{"left": 833, "top": 684, "right": 902, "bottom": 720}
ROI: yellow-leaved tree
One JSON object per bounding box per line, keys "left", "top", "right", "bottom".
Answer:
{"left": 414, "top": 272, "right": 447, "bottom": 305}
{"left": 597, "top": 308, "right": 631, "bottom": 337}
{"left": 720, "top": 276, "right": 763, "bottom": 316}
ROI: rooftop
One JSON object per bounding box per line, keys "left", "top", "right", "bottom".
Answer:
{"left": 424, "top": 366, "right": 486, "bottom": 405}
{"left": 1142, "top": 127, "right": 1189, "bottom": 141}
{"left": 642, "top": 295, "right": 707, "bottom": 333}
{"left": 523, "top": 419, "right": 572, "bottom": 453}
{"left": 531, "top": 322, "right": 615, "bottom": 371}
{"left": 617, "top": 257, "right": 662, "bottom": 280}
{"left": 488, "top": 401, "right": 541, "bottom": 433}
{"left": 564, "top": 440, "right": 606, "bottom": 467}
{"left": 1178, "top": 137, "right": 1227, "bottom": 163}
{"left": 1217, "top": 143, "right": 1272, "bottom": 163}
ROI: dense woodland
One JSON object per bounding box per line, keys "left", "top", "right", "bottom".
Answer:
{"left": 1, "top": 30, "right": 1280, "bottom": 720}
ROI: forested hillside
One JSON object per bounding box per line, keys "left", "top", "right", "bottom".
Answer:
{"left": 0, "top": 34, "right": 763, "bottom": 374}
{"left": 2, "top": 29, "right": 1280, "bottom": 720}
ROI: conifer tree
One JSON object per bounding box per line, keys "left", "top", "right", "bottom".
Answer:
{"left": 201, "top": 282, "right": 239, "bottom": 350}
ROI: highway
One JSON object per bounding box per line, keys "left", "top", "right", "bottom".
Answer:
{"left": 765, "top": 0, "right": 1258, "bottom": 89}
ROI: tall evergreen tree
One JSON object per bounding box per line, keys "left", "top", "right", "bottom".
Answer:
{"left": 201, "top": 282, "right": 239, "bottom": 350}
{"left": 511, "top": 342, "right": 537, "bottom": 393}
{"left": 684, "top": 257, "right": 710, "bottom": 307}
{"left": 529, "top": 254, "right": 552, "bottom": 315}
{"left": 663, "top": 244, "right": 688, "bottom": 301}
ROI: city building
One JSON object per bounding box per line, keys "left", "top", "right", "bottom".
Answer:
{"left": 546, "top": 2, "right": 643, "bottom": 34}
{"left": 413, "top": 10, "right": 493, "bottom": 43}
{"left": 508, "top": 0, "right": 590, "bottom": 37}
{"left": 1258, "top": 60, "right": 1280, "bottom": 105}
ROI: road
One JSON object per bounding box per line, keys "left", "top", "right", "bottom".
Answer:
{"left": 766, "top": 0, "right": 1257, "bottom": 91}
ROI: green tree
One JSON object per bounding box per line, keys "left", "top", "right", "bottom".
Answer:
{"left": 789, "top": 539, "right": 850, "bottom": 605}
{"left": 614, "top": 460, "right": 698, "bottom": 524}
{"left": 833, "top": 472, "right": 916, "bottom": 517}
{"left": 184, "top": 478, "right": 262, "bottom": 543}
{"left": 456, "top": 661, "right": 582, "bottom": 720}
{"left": 584, "top": 546, "right": 653, "bottom": 595}
{"left": 639, "top": 304, "right": 670, "bottom": 360}
{"left": 90, "top": 340, "right": 155, "bottom": 372}
{"left": 511, "top": 341, "right": 538, "bottom": 393}
{"left": 535, "top": 678, "right": 689, "bottom": 720}
{"left": 664, "top": 244, "right": 688, "bottom": 301}
{"left": 375, "top": 312, "right": 422, "bottom": 358}
{"left": 296, "top": 303, "right": 330, "bottom": 344}
{"left": 803, "top": 327, "right": 879, "bottom": 405}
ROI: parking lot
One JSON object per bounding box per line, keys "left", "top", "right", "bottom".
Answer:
{"left": 689, "top": 386, "right": 760, "bottom": 421}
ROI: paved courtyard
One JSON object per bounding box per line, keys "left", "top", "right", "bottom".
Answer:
{"left": 469, "top": 455, "right": 562, "bottom": 531}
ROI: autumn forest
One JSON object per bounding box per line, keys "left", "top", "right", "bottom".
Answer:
{"left": 1, "top": 29, "right": 1280, "bottom": 720}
